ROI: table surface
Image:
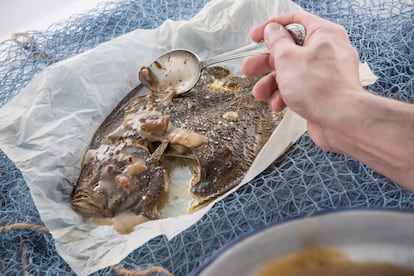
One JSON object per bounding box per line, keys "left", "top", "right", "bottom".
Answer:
{"left": 0, "top": 0, "right": 413, "bottom": 275}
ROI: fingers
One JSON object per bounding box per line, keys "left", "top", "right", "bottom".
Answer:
{"left": 252, "top": 72, "right": 286, "bottom": 112}
{"left": 264, "top": 22, "right": 298, "bottom": 57}
{"left": 250, "top": 11, "right": 324, "bottom": 43}
{"left": 269, "top": 89, "right": 286, "bottom": 112}
{"left": 252, "top": 72, "right": 277, "bottom": 100}
{"left": 241, "top": 21, "right": 299, "bottom": 77}
{"left": 242, "top": 54, "right": 274, "bottom": 76}
{"left": 243, "top": 14, "right": 307, "bottom": 78}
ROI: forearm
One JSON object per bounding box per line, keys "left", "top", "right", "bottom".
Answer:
{"left": 244, "top": 11, "right": 414, "bottom": 191}
{"left": 325, "top": 90, "right": 414, "bottom": 192}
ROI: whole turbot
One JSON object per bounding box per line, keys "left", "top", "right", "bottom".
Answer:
{"left": 72, "top": 66, "right": 282, "bottom": 221}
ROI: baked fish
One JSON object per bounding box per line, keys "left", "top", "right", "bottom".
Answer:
{"left": 72, "top": 66, "right": 282, "bottom": 220}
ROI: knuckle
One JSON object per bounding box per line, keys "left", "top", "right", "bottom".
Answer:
{"left": 278, "top": 47, "right": 297, "bottom": 59}
{"left": 348, "top": 46, "right": 360, "bottom": 61}
{"left": 320, "top": 22, "right": 350, "bottom": 42}
{"left": 266, "top": 38, "right": 299, "bottom": 61}
{"left": 266, "top": 32, "right": 290, "bottom": 47}
{"left": 333, "top": 24, "right": 349, "bottom": 37}
{"left": 313, "top": 38, "right": 335, "bottom": 52}
{"left": 269, "top": 46, "right": 298, "bottom": 64}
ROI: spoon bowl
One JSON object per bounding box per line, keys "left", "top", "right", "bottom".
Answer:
{"left": 139, "top": 49, "right": 202, "bottom": 94}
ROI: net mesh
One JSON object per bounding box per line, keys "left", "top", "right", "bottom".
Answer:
{"left": 1, "top": 0, "right": 413, "bottom": 275}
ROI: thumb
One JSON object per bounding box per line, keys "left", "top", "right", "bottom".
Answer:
{"left": 264, "top": 23, "right": 297, "bottom": 57}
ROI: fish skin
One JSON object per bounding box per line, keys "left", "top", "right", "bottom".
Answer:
{"left": 72, "top": 143, "right": 166, "bottom": 218}
{"left": 71, "top": 66, "right": 282, "bottom": 218}
{"left": 160, "top": 67, "right": 282, "bottom": 208}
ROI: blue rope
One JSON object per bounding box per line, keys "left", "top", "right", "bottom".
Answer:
{"left": 0, "top": 0, "right": 413, "bottom": 275}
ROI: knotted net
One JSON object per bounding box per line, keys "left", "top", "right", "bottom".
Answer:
{"left": 0, "top": 0, "right": 413, "bottom": 275}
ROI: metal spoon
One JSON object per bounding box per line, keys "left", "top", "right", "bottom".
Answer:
{"left": 139, "top": 23, "right": 305, "bottom": 95}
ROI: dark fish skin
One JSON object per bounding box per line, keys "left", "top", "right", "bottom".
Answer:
{"left": 71, "top": 66, "right": 282, "bottom": 218}
{"left": 161, "top": 67, "right": 282, "bottom": 207}
{"left": 72, "top": 86, "right": 168, "bottom": 219}
{"left": 72, "top": 143, "right": 166, "bottom": 218}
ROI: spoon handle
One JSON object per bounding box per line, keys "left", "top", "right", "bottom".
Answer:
{"left": 200, "top": 23, "right": 305, "bottom": 68}
{"left": 201, "top": 42, "right": 268, "bottom": 68}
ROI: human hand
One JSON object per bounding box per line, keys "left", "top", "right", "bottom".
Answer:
{"left": 242, "top": 12, "right": 414, "bottom": 192}
{"left": 242, "top": 11, "right": 364, "bottom": 153}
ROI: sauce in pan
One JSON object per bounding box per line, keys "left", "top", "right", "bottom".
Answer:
{"left": 255, "top": 248, "right": 414, "bottom": 276}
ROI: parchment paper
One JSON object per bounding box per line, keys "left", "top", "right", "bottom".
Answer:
{"left": 0, "top": 0, "right": 377, "bottom": 274}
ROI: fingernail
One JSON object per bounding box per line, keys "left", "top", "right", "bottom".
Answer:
{"left": 264, "top": 23, "right": 283, "bottom": 39}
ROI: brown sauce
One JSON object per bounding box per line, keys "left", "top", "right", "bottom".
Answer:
{"left": 255, "top": 248, "right": 414, "bottom": 276}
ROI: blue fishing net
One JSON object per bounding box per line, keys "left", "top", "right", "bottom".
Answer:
{"left": 1, "top": 0, "right": 413, "bottom": 275}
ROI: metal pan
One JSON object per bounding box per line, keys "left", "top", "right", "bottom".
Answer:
{"left": 191, "top": 209, "right": 414, "bottom": 275}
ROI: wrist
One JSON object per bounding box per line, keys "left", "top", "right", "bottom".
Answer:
{"left": 319, "top": 90, "right": 414, "bottom": 190}
{"left": 309, "top": 87, "right": 367, "bottom": 154}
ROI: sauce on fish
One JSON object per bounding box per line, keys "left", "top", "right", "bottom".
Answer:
{"left": 72, "top": 66, "right": 282, "bottom": 233}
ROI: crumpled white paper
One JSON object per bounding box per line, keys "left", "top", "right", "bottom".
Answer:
{"left": 0, "top": 0, "right": 377, "bottom": 275}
